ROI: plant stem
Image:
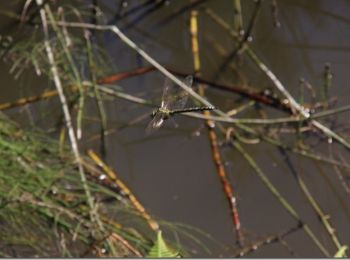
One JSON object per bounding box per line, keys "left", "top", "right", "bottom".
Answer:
{"left": 190, "top": 9, "right": 243, "bottom": 247}
{"left": 35, "top": 0, "right": 102, "bottom": 237}
{"left": 232, "top": 141, "right": 330, "bottom": 257}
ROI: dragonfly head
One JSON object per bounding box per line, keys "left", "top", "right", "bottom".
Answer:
{"left": 151, "top": 110, "right": 157, "bottom": 118}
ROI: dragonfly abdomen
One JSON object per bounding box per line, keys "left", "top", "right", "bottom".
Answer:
{"left": 170, "top": 106, "right": 215, "bottom": 115}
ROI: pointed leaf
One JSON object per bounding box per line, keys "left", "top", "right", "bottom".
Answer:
{"left": 147, "top": 231, "right": 179, "bottom": 258}
{"left": 334, "top": 246, "right": 348, "bottom": 258}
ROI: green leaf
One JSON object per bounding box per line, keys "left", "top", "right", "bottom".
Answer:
{"left": 334, "top": 246, "right": 348, "bottom": 258}
{"left": 147, "top": 231, "right": 179, "bottom": 258}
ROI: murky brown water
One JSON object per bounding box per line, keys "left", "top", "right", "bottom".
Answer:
{"left": 1, "top": 0, "right": 350, "bottom": 257}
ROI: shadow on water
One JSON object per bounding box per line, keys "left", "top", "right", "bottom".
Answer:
{"left": 1, "top": 0, "right": 350, "bottom": 257}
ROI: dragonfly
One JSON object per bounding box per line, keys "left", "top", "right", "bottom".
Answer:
{"left": 146, "top": 75, "right": 215, "bottom": 134}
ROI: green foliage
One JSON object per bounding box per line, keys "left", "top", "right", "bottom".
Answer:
{"left": 147, "top": 231, "right": 180, "bottom": 258}
{"left": 0, "top": 117, "right": 153, "bottom": 257}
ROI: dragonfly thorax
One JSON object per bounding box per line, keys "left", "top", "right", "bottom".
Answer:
{"left": 152, "top": 107, "right": 171, "bottom": 119}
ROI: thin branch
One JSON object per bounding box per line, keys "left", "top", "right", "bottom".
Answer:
{"left": 278, "top": 148, "right": 343, "bottom": 251}
{"left": 45, "top": 7, "right": 86, "bottom": 140}
{"left": 204, "top": 7, "right": 350, "bottom": 151}
{"left": 85, "top": 29, "right": 108, "bottom": 159}
{"left": 87, "top": 149, "right": 160, "bottom": 232}
{"left": 35, "top": 0, "right": 102, "bottom": 235}
{"left": 214, "top": 0, "right": 262, "bottom": 81}
{"left": 231, "top": 140, "right": 330, "bottom": 257}
{"left": 232, "top": 0, "right": 244, "bottom": 34}
{"left": 150, "top": 0, "right": 208, "bottom": 31}
{"left": 55, "top": 21, "right": 221, "bottom": 115}
{"left": 234, "top": 223, "right": 302, "bottom": 257}
{"left": 190, "top": 10, "right": 243, "bottom": 247}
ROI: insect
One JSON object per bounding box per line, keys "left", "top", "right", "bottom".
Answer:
{"left": 146, "top": 75, "right": 215, "bottom": 134}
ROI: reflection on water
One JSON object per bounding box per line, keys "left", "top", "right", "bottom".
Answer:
{"left": 1, "top": 0, "right": 350, "bottom": 257}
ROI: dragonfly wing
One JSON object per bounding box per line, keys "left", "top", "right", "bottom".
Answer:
{"left": 174, "top": 75, "right": 193, "bottom": 110}
{"left": 184, "top": 75, "right": 193, "bottom": 88}
{"left": 161, "top": 77, "right": 173, "bottom": 109}
{"left": 161, "top": 75, "right": 193, "bottom": 110}
{"left": 145, "top": 113, "right": 165, "bottom": 135}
